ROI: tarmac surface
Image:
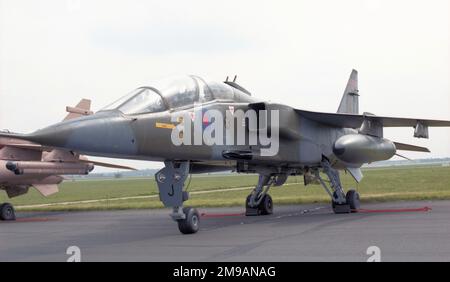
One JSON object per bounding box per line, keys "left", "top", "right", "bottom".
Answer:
{"left": 1, "top": 200, "right": 450, "bottom": 262}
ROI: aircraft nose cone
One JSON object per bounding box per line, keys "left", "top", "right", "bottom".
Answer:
{"left": 28, "top": 112, "right": 138, "bottom": 156}
{"left": 29, "top": 122, "right": 76, "bottom": 148}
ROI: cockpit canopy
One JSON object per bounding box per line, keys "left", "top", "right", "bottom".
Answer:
{"left": 101, "top": 75, "right": 256, "bottom": 115}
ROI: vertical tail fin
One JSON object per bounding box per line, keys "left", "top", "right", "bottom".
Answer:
{"left": 337, "top": 69, "right": 359, "bottom": 114}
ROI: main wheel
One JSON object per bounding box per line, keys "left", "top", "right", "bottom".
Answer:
{"left": 346, "top": 189, "right": 360, "bottom": 211}
{"left": 258, "top": 194, "right": 273, "bottom": 215}
{"left": 0, "top": 203, "right": 16, "bottom": 221}
{"left": 331, "top": 192, "right": 351, "bottom": 214}
{"left": 177, "top": 207, "right": 200, "bottom": 234}
{"left": 245, "top": 194, "right": 262, "bottom": 216}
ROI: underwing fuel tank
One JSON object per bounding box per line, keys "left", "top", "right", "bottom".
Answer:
{"left": 332, "top": 134, "right": 396, "bottom": 164}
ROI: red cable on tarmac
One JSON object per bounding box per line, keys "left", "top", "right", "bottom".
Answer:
{"left": 200, "top": 212, "right": 244, "bottom": 218}
{"left": 201, "top": 206, "right": 432, "bottom": 217}
{"left": 354, "top": 206, "right": 432, "bottom": 213}
{"left": 13, "top": 217, "right": 60, "bottom": 223}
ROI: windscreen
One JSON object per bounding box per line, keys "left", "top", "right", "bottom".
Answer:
{"left": 152, "top": 76, "right": 199, "bottom": 108}
{"left": 117, "top": 88, "right": 166, "bottom": 115}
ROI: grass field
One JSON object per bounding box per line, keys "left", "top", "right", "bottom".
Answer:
{"left": 1, "top": 166, "right": 450, "bottom": 211}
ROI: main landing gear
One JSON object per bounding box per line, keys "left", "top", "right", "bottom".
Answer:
{"left": 154, "top": 159, "right": 357, "bottom": 234}
{"left": 155, "top": 161, "right": 200, "bottom": 234}
{"left": 155, "top": 162, "right": 283, "bottom": 234}
{"left": 244, "top": 173, "right": 288, "bottom": 216}
{"left": 0, "top": 203, "right": 16, "bottom": 221}
{"left": 315, "top": 159, "right": 360, "bottom": 213}
{"left": 245, "top": 175, "right": 275, "bottom": 216}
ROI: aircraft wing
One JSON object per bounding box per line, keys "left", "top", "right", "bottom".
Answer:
{"left": 295, "top": 109, "right": 450, "bottom": 128}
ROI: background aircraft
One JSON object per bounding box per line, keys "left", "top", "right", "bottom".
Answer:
{"left": 0, "top": 100, "right": 134, "bottom": 221}
{"left": 1, "top": 70, "right": 449, "bottom": 234}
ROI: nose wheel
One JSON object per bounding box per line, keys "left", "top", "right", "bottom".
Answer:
{"left": 155, "top": 161, "right": 202, "bottom": 234}
{"left": 0, "top": 203, "right": 16, "bottom": 221}
{"left": 177, "top": 207, "right": 200, "bottom": 234}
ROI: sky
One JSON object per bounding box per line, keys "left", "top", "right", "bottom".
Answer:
{"left": 0, "top": 0, "right": 449, "bottom": 172}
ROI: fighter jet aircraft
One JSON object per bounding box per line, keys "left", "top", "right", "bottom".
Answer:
{"left": 1, "top": 70, "right": 449, "bottom": 234}
{"left": 0, "top": 100, "right": 134, "bottom": 220}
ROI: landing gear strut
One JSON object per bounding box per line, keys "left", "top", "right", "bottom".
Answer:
{"left": 245, "top": 175, "right": 275, "bottom": 216}
{"left": 316, "top": 159, "right": 360, "bottom": 214}
{"left": 0, "top": 203, "right": 16, "bottom": 221}
{"left": 155, "top": 161, "right": 200, "bottom": 234}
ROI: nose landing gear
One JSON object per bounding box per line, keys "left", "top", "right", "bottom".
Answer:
{"left": 155, "top": 161, "right": 201, "bottom": 235}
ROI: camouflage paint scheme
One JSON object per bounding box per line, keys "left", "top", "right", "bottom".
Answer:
{"left": 7, "top": 72, "right": 448, "bottom": 174}
{"left": 1, "top": 70, "right": 449, "bottom": 232}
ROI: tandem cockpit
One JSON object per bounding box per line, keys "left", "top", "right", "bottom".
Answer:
{"left": 100, "top": 75, "right": 257, "bottom": 115}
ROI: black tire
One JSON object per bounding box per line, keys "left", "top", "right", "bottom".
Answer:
{"left": 0, "top": 203, "right": 16, "bottom": 221}
{"left": 346, "top": 189, "right": 360, "bottom": 211}
{"left": 245, "top": 194, "right": 261, "bottom": 216}
{"left": 331, "top": 192, "right": 351, "bottom": 214}
{"left": 258, "top": 194, "right": 273, "bottom": 215}
{"left": 177, "top": 207, "right": 200, "bottom": 234}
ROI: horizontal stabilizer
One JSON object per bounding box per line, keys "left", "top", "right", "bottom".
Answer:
{"left": 33, "top": 184, "right": 59, "bottom": 197}
{"left": 394, "top": 142, "right": 430, "bottom": 152}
